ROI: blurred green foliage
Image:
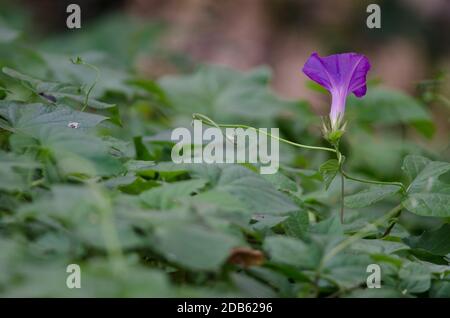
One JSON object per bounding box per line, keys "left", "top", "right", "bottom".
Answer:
{"left": 0, "top": 7, "right": 449, "bottom": 298}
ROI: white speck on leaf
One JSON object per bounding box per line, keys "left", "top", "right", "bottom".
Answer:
{"left": 425, "top": 177, "right": 434, "bottom": 192}
{"left": 68, "top": 122, "right": 80, "bottom": 129}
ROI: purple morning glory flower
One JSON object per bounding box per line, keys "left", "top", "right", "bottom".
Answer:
{"left": 302, "top": 52, "right": 371, "bottom": 130}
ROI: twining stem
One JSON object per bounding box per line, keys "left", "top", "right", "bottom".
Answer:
{"left": 192, "top": 113, "right": 337, "bottom": 154}
{"left": 334, "top": 145, "right": 345, "bottom": 223}
{"left": 192, "top": 113, "right": 407, "bottom": 268}
{"left": 340, "top": 169, "right": 406, "bottom": 191}
{"left": 335, "top": 151, "right": 405, "bottom": 222}
{"left": 71, "top": 57, "right": 99, "bottom": 112}
{"left": 334, "top": 146, "right": 405, "bottom": 223}
{"left": 381, "top": 208, "right": 403, "bottom": 238}
{"left": 193, "top": 112, "right": 406, "bottom": 188}
{"left": 192, "top": 112, "right": 407, "bottom": 222}
{"left": 334, "top": 147, "right": 405, "bottom": 192}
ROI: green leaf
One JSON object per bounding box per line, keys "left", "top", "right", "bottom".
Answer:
{"left": 25, "top": 126, "right": 124, "bottom": 177}
{"left": 264, "top": 236, "right": 320, "bottom": 269}
{"left": 283, "top": 210, "right": 309, "bottom": 239}
{"left": 310, "top": 215, "right": 344, "bottom": 235}
{"left": 398, "top": 263, "right": 431, "bottom": 294}
{"left": 159, "top": 65, "right": 301, "bottom": 126}
{"left": 247, "top": 267, "right": 296, "bottom": 297}
{"left": 404, "top": 224, "right": 450, "bottom": 256}
{"left": 51, "top": 93, "right": 115, "bottom": 109}
{"left": 352, "top": 239, "right": 409, "bottom": 255}
{"left": 405, "top": 157, "right": 450, "bottom": 194}
{"left": 2, "top": 259, "right": 171, "bottom": 297}
{"left": 252, "top": 215, "right": 288, "bottom": 232}
{"left": 230, "top": 273, "right": 277, "bottom": 297}
{"left": 0, "top": 150, "right": 39, "bottom": 192}
{"left": 322, "top": 252, "right": 374, "bottom": 289}
{"left": 402, "top": 192, "right": 450, "bottom": 217}
{"left": 2, "top": 67, "right": 115, "bottom": 109}
{"left": 140, "top": 179, "right": 207, "bottom": 209}
{"left": 189, "top": 190, "right": 247, "bottom": 212}
{"left": 265, "top": 234, "right": 373, "bottom": 289}
{"left": 402, "top": 154, "right": 431, "bottom": 181}
{"left": 128, "top": 78, "right": 171, "bottom": 107}
{"left": 103, "top": 176, "right": 159, "bottom": 194}
{"left": 183, "top": 164, "right": 298, "bottom": 215}
{"left": 344, "top": 185, "right": 400, "bottom": 209}
{"left": 430, "top": 280, "right": 450, "bottom": 298}
{"left": 39, "top": 51, "right": 135, "bottom": 100}
{"left": 319, "top": 159, "right": 339, "bottom": 190}
{"left": 1, "top": 23, "right": 448, "bottom": 297}
{"left": 210, "top": 165, "right": 298, "bottom": 215}
{"left": 127, "top": 161, "right": 188, "bottom": 180}
{"left": 263, "top": 172, "right": 298, "bottom": 193}
{"left": 151, "top": 225, "right": 240, "bottom": 271}
{"left": 401, "top": 156, "right": 450, "bottom": 217}
{"left": 18, "top": 185, "right": 141, "bottom": 250}
{"left": 0, "top": 101, "right": 108, "bottom": 133}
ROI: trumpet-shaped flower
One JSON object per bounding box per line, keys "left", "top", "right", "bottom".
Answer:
{"left": 302, "top": 52, "right": 371, "bottom": 131}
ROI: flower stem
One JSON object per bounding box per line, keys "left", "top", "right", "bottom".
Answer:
{"left": 333, "top": 145, "right": 405, "bottom": 223}
{"left": 340, "top": 169, "right": 406, "bottom": 191}
{"left": 334, "top": 146, "right": 406, "bottom": 191}
{"left": 71, "top": 57, "right": 99, "bottom": 112}
{"left": 381, "top": 208, "right": 403, "bottom": 238}
{"left": 192, "top": 113, "right": 406, "bottom": 225}
{"left": 192, "top": 113, "right": 337, "bottom": 154}
{"left": 340, "top": 172, "right": 344, "bottom": 223}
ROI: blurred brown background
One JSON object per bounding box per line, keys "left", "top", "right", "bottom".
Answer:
{"left": 11, "top": 0, "right": 450, "bottom": 134}
{"left": 19, "top": 1, "right": 450, "bottom": 85}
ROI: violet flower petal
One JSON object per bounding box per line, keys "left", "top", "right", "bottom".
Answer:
{"left": 302, "top": 52, "right": 371, "bottom": 128}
